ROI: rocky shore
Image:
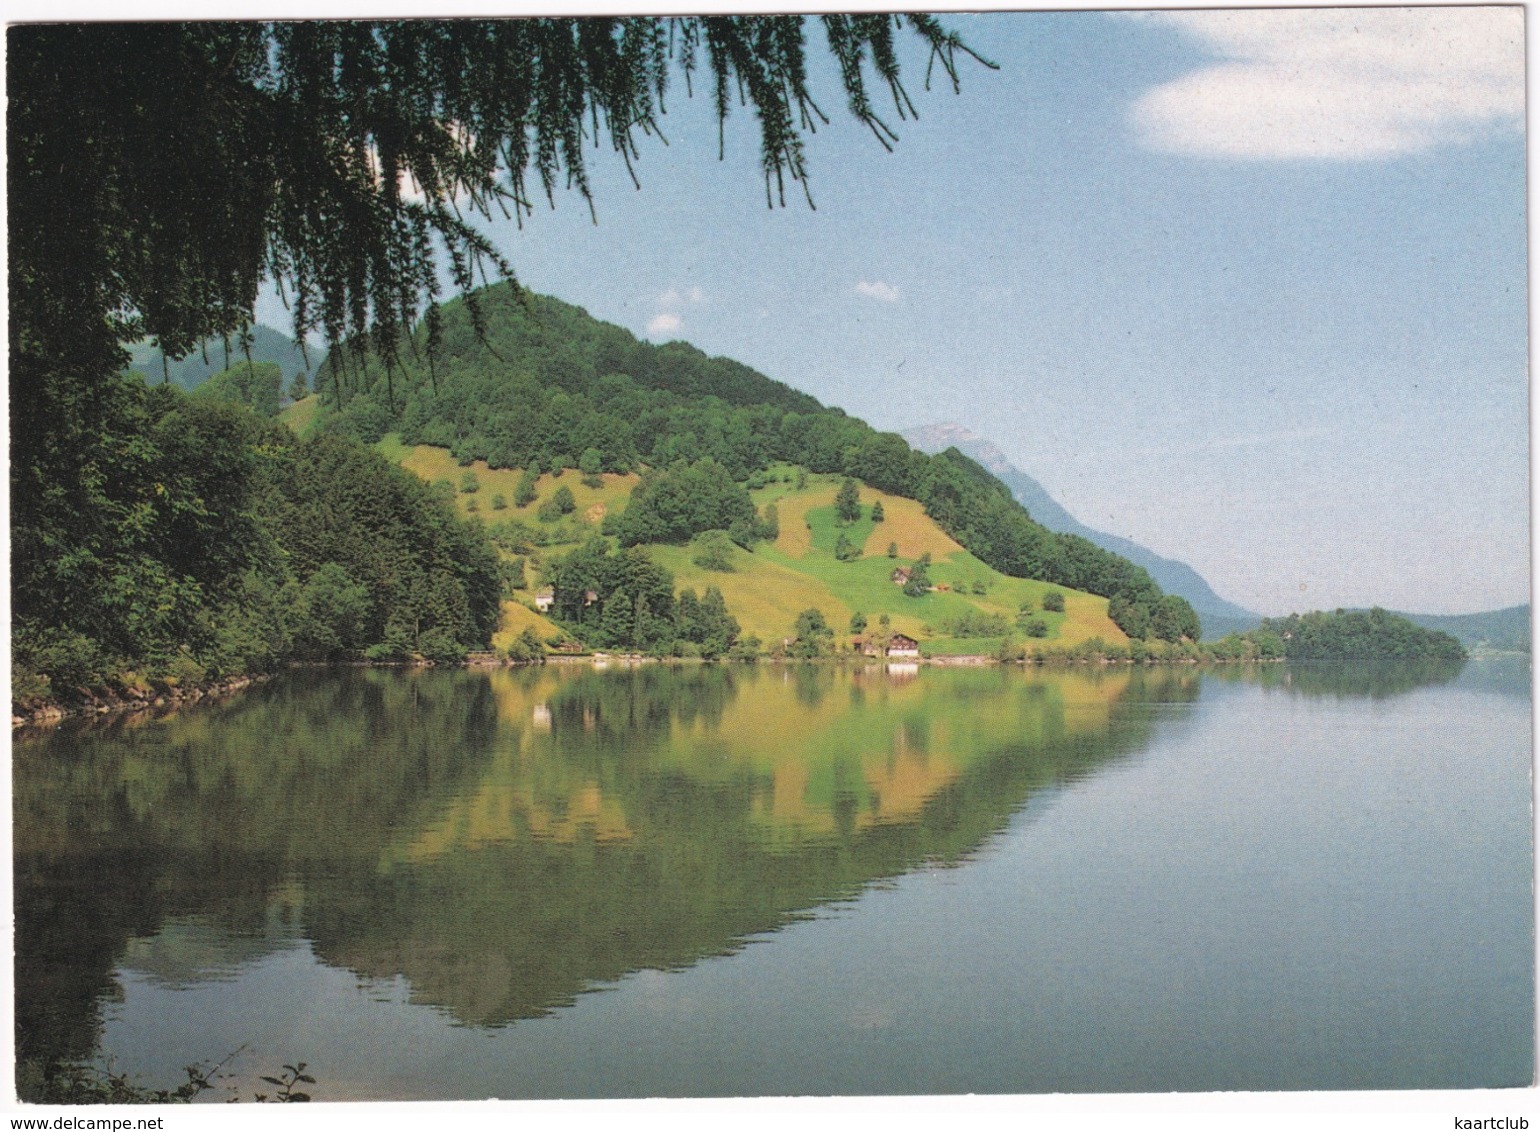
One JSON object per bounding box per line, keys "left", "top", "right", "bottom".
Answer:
{"left": 12, "top": 673, "right": 269, "bottom": 730}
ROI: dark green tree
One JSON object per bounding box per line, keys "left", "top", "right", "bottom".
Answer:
{"left": 546, "top": 540, "right": 683, "bottom": 650}
{"left": 293, "top": 563, "right": 371, "bottom": 657}
{"left": 501, "top": 556, "right": 527, "bottom": 593}
{"left": 1244, "top": 608, "right": 1463, "bottom": 662}
{"left": 506, "top": 626, "right": 547, "bottom": 663}
{"left": 579, "top": 447, "right": 604, "bottom": 488}
{"left": 514, "top": 469, "right": 539, "bottom": 508}
{"left": 835, "top": 477, "right": 862, "bottom": 523}
{"left": 608, "top": 458, "right": 754, "bottom": 545}
{"left": 598, "top": 589, "right": 634, "bottom": 649}
{"left": 1150, "top": 594, "right": 1200, "bottom": 643}
{"left": 870, "top": 499, "right": 885, "bottom": 522}
{"left": 193, "top": 361, "right": 282, "bottom": 418}
{"left": 693, "top": 587, "right": 740, "bottom": 660}
{"left": 538, "top": 484, "right": 577, "bottom": 521}
{"left": 790, "top": 608, "right": 834, "bottom": 659}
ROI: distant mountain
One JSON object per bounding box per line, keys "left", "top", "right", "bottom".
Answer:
{"left": 903, "top": 422, "right": 1261, "bottom": 638}
{"left": 1387, "top": 606, "right": 1530, "bottom": 653}
{"left": 127, "top": 324, "right": 313, "bottom": 392}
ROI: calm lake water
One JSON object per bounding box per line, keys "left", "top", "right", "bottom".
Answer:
{"left": 13, "top": 659, "right": 1533, "bottom": 1099}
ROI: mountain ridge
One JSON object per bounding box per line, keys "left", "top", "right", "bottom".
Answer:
{"left": 128, "top": 324, "right": 313, "bottom": 391}
{"left": 1375, "top": 605, "right": 1529, "bottom": 653}
{"left": 902, "top": 423, "right": 1529, "bottom": 650}
{"left": 902, "top": 422, "right": 1260, "bottom": 637}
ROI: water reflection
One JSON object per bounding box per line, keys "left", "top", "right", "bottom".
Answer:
{"left": 21, "top": 658, "right": 1479, "bottom": 1089}
{"left": 1204, "top": 658, "right": 1467, "bottom": 699}
{"left": 16, "top": 664, "right": 1205, "bottom": 1074}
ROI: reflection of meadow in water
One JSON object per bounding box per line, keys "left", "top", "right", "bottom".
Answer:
{"left": 15, "top": 664, "right": 1192, "bottom": 1072}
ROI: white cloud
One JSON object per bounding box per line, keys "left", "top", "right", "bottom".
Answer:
{"left": 658, "top": 286, "right": 706, "bottom": 307}
{"left": 855, "top": 279, "right": 901, "bottom": 302}
{"left": 1130, "top": 8, "right": 1524, "bottom": 160}
{"left": 647, "top": 285, "right": 706, "bottom": 337}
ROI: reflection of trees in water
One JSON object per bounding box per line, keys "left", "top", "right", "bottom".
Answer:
{"left": 793, "top": 664, "right": 827, "bottom": 708}
{"left": 14, "top": 670, "right": 501, "bottom": 1071}
{"left": 544, "top": 664, "right": 743, "bottom": 756}
{"left": 14, "top": 665, "right": 1188, "bottom": 1066}
{"left": 1204, "top": 659, "right": 1464, "bottom": 700}
{"left": 1117, "top": 667, "right": 1204, "bottom": 704}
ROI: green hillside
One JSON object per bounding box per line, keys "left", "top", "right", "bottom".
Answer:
{"left": 372, "top": 437, "right": 1126, "bottom": 655}
{"left": 279, "top": 393, "right": 322, "bottom": 436}
{"left": 306, "top": 285, "right": 1198, "bottom": 649}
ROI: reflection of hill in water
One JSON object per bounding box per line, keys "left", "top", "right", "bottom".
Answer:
{"left": 15, "top": 665, "right": 1196, "bottom": 1064}
{"left": 1452, "top": 655, "right": 1531, "bottom": 701}
{"left": 1204, "top": 659, "right": 1466, "bottom": 700}
{"left": 119, "top": 909, "right": 307, "bottom": 990}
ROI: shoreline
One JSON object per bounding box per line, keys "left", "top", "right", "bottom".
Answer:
{"left": 21, "top": 637, "right": 1501, "bottom": 732}
{"left": 12, "top": 673, "right": 271, "bottom": 731}
{"left": 8, "top": 650, "right": 1305, "bottom": 731}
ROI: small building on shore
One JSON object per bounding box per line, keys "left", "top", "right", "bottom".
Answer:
{"left": 853, "top": 633, "right": 921, "bottom": 659}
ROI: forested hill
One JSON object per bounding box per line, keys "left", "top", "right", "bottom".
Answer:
{"left": 325, "top": 288, "right": 823, "bottom": 436}
{"left": 313, "top": 285, "right": 1200, "bottom": 640}
{"left": 1224, "top": 608, "right": 1467, "bottom": 663}
{"left": 127, "top": 324, "right": 313, "bottom": 391}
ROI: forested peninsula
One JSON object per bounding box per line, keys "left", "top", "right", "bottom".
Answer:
{"left": 1211, "top": 608, "right": 1467, "bottom": 663}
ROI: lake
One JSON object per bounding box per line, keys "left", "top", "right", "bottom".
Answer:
{"left": 13, "top": 658, "right": 1533, "bottom": 1100}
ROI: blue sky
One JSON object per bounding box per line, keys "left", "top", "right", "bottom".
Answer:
{"left": 255, "top": 8, "right": 1528, "bottom": 618}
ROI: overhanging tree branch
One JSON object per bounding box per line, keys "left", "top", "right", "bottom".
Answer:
{"left": 9, "top": 16, "right": 995, "bottom": 390}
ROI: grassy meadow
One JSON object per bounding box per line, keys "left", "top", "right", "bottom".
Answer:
{"left": 277, "top": 393, "right": 322, "bottom": 436}
{"left": 389, "top": 441, "right": 641, "bottom": 526}
{"left": 352, "top": 440, "right": 1126, "bottom": 656}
